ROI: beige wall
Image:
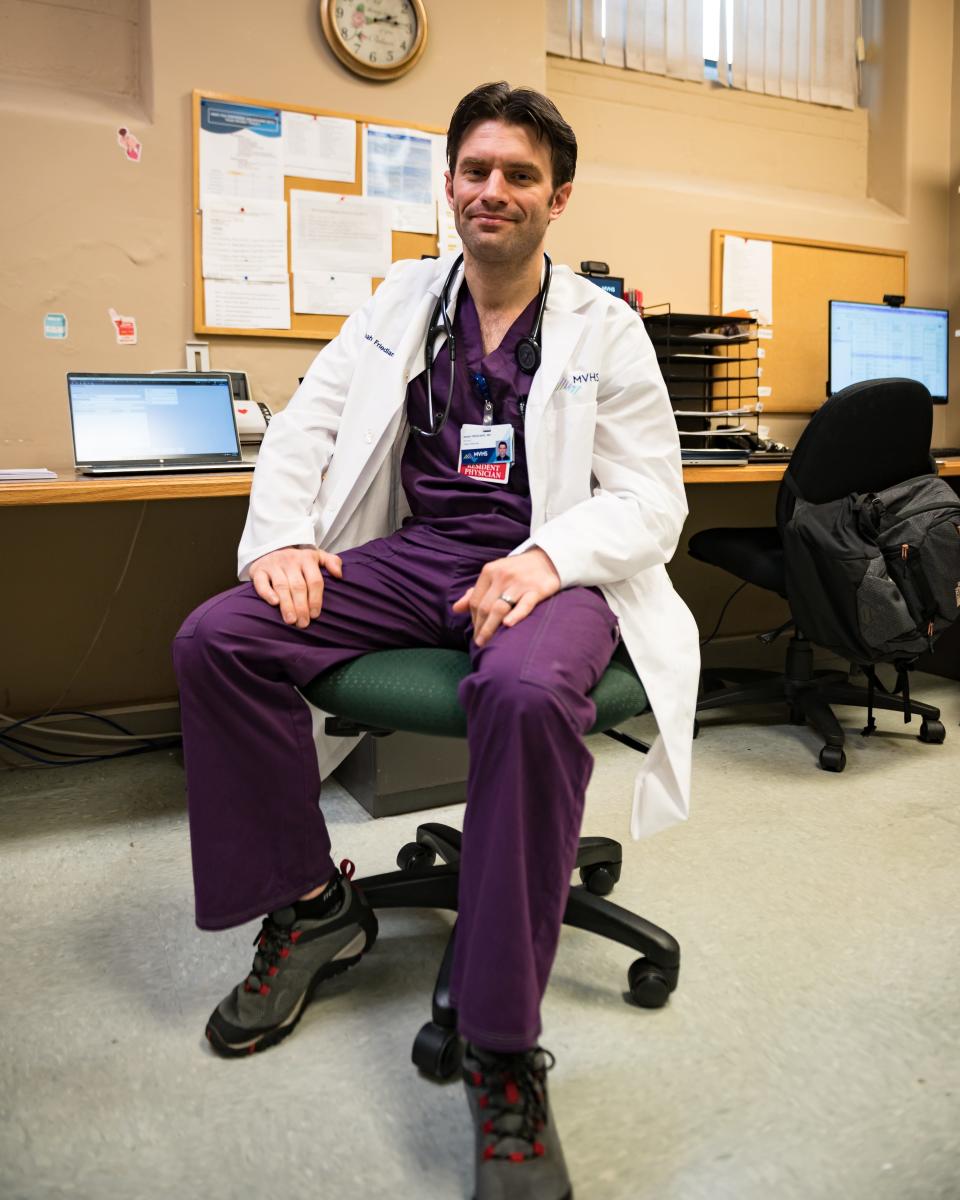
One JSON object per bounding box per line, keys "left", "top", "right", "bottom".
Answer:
{"left": 0, "top": 0, "right": 546, "bottom": 465}
{"left": 0, "top": 0, "right": 955, "bottom": 717}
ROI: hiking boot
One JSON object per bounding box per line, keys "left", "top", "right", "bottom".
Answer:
{"left": 205, "top": 861, "right": 378, "bottom": 1057}
{"left": 463, "top": 1043, "right": 572, "bottom": 1200}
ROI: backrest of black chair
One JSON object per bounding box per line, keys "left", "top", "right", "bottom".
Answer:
{"left": 775, "top": 378, "right": 933, "bottom": 528}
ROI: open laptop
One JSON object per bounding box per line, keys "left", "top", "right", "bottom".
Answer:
{"left": 67, "top": 372, "right": 256, "bottom": 475}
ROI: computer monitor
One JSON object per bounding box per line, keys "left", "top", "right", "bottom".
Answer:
{"left": 828, "top": 300, "right": 949, "bottom": 403}
{"left": 578, "top": 273, "right": 625, "bottom": 300}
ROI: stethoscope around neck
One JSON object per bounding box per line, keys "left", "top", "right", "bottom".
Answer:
{"left": 411, "top": 251, "right": 552, "bottom": 437}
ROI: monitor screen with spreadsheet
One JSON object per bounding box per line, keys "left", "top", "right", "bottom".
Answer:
{"left": 828, "top": 300, "right": 948, "bottom": 404}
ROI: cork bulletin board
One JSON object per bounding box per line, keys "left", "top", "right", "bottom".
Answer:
{"left": 710, "top": 230, "right": 908, "bottom": 413}
{"left": 192, "top": 89, "right": 445, "bottom": 341}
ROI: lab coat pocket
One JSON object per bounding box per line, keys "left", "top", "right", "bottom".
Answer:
{"left": 544, "top": 400, "right": 597, "bottom": 514}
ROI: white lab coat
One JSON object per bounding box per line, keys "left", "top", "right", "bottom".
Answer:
{"left": 238, "top": 253, "right": 700, "bottom": 839}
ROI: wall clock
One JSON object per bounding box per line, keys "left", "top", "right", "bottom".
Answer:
{"left": 319, "top": 0, "right": 428, "bottom": 81}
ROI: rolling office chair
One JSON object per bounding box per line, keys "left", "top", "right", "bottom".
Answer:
{"left": 689, "top": 378, "right": 945, "bottom": 772}
{"left": 300, "top": 645, "right": 679, "bottom": 1081}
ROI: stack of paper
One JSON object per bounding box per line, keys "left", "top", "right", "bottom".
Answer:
{"left": 0, "top": 468, "right": 57, "bottom": 480}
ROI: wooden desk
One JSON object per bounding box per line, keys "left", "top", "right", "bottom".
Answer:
{"left": 3, "top": 458, "right": 959, "bottom": 506}
{"left": 0, "top": 464, "right": 252, "bottom": 507}
{"left": 682, "top": 458, "right": 960, "bottom": 484}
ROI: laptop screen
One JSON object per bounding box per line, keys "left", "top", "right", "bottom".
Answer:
{"left": 68, "top": 373, "right": 241, "bottom": 465}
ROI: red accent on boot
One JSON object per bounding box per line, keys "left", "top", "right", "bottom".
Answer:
{"left": 268, "top": 966, "right": 278, "bottom": 977}
{"left": 259, "top": 984, "right": 270, "bottom": 996}
{"left": 509, "top": 1152, "right": 525, "bottom": 1164}
{"left": 504, "top": 1080, "right": 520, "bottom": 1105}
{"left": 483, "top": 1145, "right": 496, "bottom": 1161}
{"left": 339, "top": 858, "right": 356, "bottom": 880}
{"left": 533, "top": 1142, "right": 545, "bottom": 1157}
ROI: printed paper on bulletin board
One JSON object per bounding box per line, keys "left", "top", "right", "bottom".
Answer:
{"left": 193, "top": 90, "right": 447, "bottom": 341}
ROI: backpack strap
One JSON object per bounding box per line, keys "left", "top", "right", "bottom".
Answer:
{"left": 861, "top": 665, "right": 877, "bottom": 737}
{"left": 892, "top": 662, "right": 913, "bottom": 724}
{"left": 782, "top": 471, "right": 804, "bottom": 502}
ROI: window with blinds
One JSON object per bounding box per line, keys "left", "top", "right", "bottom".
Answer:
{"left": 547, "top": 0, "right": 858, "bottom": 110}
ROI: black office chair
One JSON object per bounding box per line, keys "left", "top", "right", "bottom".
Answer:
{"left": 300, "top": 645, "right": 680, "bottom": 1080}
{"left": 689, "top": 378, "right": 945, "bottom": 772}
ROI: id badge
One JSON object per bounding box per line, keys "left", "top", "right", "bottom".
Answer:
{"left": 458, "top": 423, "right": 514, "bottom": 484}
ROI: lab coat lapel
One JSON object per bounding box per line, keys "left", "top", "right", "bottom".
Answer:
{"left": 525, "top": 308, "right": 588, "bottom": 420}
{"left": 523, "top": 308, "right": 587, "bottom": 524}
{"left": 321, "top": 262, "right": 452, "bottom": 527}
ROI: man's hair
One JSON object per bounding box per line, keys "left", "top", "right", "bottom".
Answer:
{"left": 447, "top": 82, "right": 577, "bottom": 190}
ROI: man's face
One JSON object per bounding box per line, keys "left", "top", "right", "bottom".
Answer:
{"left": 445, "top": 119, "right": 571, "bottom": 266}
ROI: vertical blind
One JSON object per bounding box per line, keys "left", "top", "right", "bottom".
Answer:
{"left": 729, "top": 0, "right": 857, "bottom": 108}
{"left": 547, "top": 0, "right": 705, "bottom": 82}
{"left": 546, "top": 0, "right": 857, "bottom": 109}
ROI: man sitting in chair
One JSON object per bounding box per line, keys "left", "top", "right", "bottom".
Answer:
{"left": 174, "top": 82, "right": 698, "bottom": 1200}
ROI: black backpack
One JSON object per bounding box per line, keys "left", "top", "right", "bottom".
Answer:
{"left": 782, "top": 472, "right": 960, "bottom": 670}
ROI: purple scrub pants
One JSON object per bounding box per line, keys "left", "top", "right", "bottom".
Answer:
{"left": 173, "top": 529, "right": 619, "bottom": 1052}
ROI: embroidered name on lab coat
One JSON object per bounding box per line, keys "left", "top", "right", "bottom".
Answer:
{"left": 364, "top": 333, "right": 395, "bottom": 357}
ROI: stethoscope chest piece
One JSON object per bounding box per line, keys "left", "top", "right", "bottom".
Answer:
{"left": 515, "top": 337, "right": 541, "bottom": 375}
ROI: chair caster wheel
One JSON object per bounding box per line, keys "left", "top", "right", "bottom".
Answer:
{"left": 819, "top": 745, "right": 846, "bottom": 772}
{"left": 919, "top": 720, "right": 945, "bottom": 744}
{"left": 579, "top": 861, "right": 622, "bottom": 896}
{"left": 411, "top": 1021, "right": 462, "bottom": 1081}
{"left": 397, "top": 842, "right": 437, "bottom": 872}
{"left": 627, "top": 959, "right": 677, "bottom": 1009}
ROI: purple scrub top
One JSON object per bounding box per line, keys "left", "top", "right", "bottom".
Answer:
{"left": 400, "top": 287, "right": 538, "bottom": 555}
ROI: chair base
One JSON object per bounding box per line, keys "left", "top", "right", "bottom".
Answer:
{"left": 698, "top": 636, "right": 944, "bottom": 771}
{"left": 354, "top": 822, "right": 680, "bottom": 1081}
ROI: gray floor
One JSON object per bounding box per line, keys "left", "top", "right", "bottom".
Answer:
{"left": 2, "top": 677, "right": 959, "bottom": 1200}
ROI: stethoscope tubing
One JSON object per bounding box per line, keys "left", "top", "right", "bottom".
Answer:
{"left": 414, "top": 252, "right": 552, "bottom": 438}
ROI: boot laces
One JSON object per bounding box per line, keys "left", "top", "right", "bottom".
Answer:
{"left": 470, "top": 1048, "right": 556, "bottom": 1163}
{"left": 242, "top": 916, "right": 300, "bottom": 996}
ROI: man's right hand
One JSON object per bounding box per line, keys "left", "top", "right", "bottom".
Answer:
{"left": 249, "top": 546, "right": 343, "bottom": 628}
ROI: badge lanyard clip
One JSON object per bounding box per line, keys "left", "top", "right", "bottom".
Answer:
{"left": 472, "top": 372, "right": 494, "bottom": 427}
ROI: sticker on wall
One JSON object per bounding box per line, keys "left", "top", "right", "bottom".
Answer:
{"left": 757, "top": 327, "right": 773, "bottom": 340}
{"left": 108, "top": 307, "right": 138, "bottom": 344}
{"left": 758, "top": 386, "right": 772, "bottom": 398}
{"left": 43, "top": 313, "right": 68, "bottom": 340}
{"left": 117, "top": 126, "right": 142, "bottom": 162}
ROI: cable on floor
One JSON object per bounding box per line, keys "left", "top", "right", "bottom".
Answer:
{"left": 699, "top": 581, "right": 749, "bottom": 648}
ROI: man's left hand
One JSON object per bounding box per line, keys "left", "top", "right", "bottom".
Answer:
{"left": 452, "top": 547, "right": 561, "bottom": 647}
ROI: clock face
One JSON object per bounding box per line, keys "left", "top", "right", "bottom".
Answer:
{"left": 331, "top": 1, "right": 420, "bottom": 72}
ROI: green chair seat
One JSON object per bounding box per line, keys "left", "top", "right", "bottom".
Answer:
{"left": 301, "top": 646, "right": 647, "bottom": 739}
